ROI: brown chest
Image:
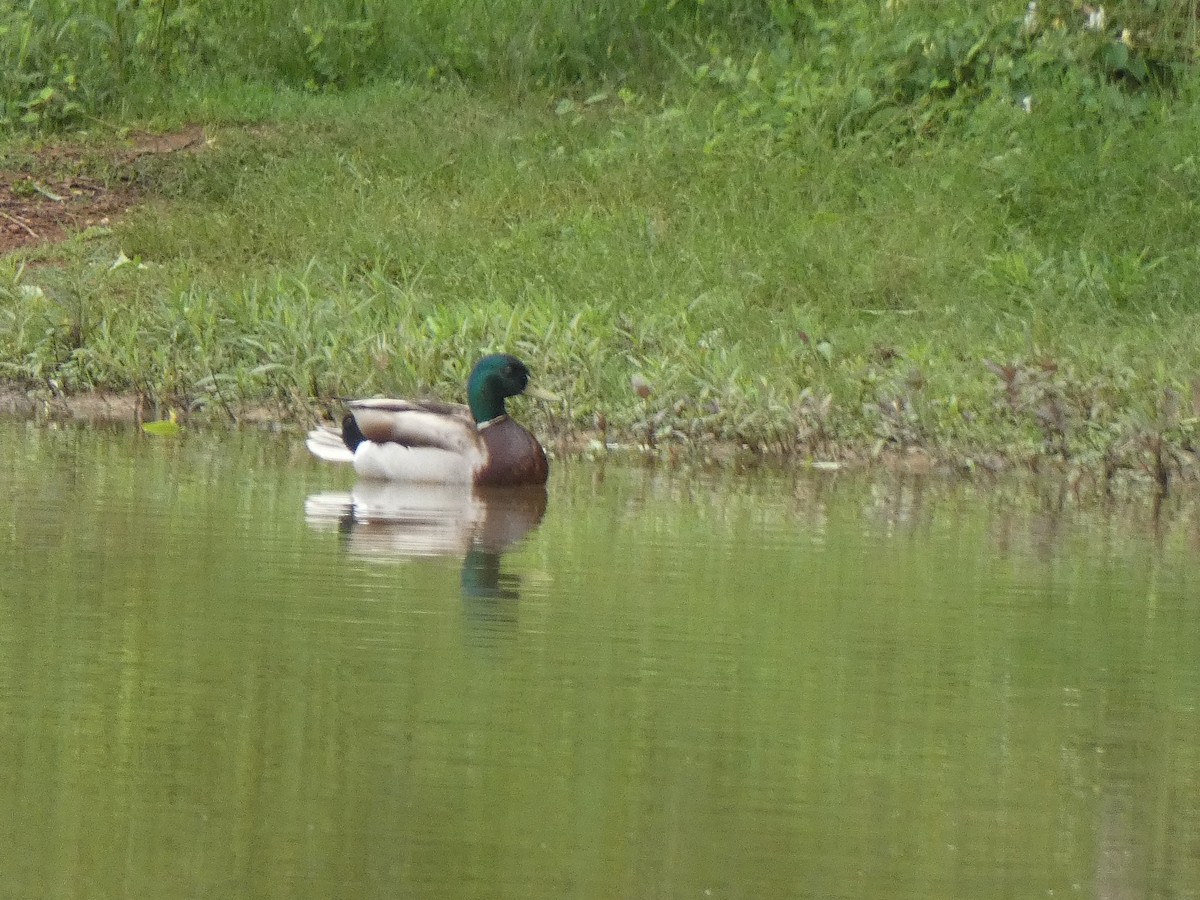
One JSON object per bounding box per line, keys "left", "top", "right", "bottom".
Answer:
{"left": 478, "top": 418, "right": 549, "bottom": 486}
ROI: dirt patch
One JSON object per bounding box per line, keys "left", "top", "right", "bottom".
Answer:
{"left": 0, "top": 174, "right": 131, "bottom": 254}
{"left": 0, "top": 386, "right": 142, "bottom": 421}
{"left": 0, "top": 384, "right": 292, "bottom": 429}
{"left": 0, "top": 124, "right": 209, "bottom": 257}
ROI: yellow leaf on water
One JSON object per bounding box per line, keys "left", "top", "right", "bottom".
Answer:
{"left": 142, "top": 420, "right": 182, "bottom": 437}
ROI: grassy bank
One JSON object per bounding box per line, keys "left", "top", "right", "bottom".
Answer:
{"left": 3, "top": 2, "right": 1200, "bottom": 487}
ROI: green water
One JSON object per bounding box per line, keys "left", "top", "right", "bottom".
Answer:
{"left": 0, "top": 422, "right": 1197, "bottom": 899}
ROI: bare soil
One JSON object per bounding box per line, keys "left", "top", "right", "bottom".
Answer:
{"left": 0, "top": 125, "right": 209, "bottom": 256}
{"left": 0, "top": 126, "right": 224, "bottom": 422}
{"left": 0, "top": 382, "right": 301, "bottom": 430}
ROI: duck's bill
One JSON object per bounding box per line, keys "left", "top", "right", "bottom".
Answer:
{"left": 525, "top": 385, "right": 561, "bottom": 402}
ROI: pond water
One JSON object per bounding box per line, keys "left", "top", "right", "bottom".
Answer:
{"left": 1, "top": 421, "right": 1198, "bottom": 899}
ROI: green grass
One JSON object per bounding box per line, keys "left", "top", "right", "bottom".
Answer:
{"left": 5, "top": 0, "right": 1197, "bottom": 127}
{"left": 3, "top": 2, "right": 1200, "bottom": 485}
{"left": 0, "top": 0, "right": 769, "bottom": 126}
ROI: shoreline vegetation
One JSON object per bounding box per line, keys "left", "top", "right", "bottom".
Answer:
{"left": 3, "top": 1, "right": 1200, "bottom": 493}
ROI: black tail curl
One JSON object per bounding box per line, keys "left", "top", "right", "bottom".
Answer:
{"left": 341, "top": 414, "right": 365, "bottom": 452}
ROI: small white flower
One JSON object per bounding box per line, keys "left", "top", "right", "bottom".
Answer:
{"left": 108, "top": 251, "right": 149, "bottom": 272}
{"left": 1021, "top": 95, "right": 1033, "bottom": 114}
{"left": 1023, "top": 1, "right": 1038, "bottom": 32}
{"left": 1083, "top": 5, "right": 1106, "bottom": 31}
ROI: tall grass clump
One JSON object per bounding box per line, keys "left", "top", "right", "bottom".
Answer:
{"left": 689, "top": 0, "right": 1200, "bottom": 152}
{"left": 1, "top": 0, "right": 773, "bottom": 127}
{"left": 7, "top": 1, "right": 1197, "bottom": 130}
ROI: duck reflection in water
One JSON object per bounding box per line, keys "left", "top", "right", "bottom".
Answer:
{"left": 305, "top": 482, "right": 547, "bottom": 601}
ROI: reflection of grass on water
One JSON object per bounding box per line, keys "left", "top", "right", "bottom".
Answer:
{"left": 2, "top": 2, "right": 1200, "bottom": 489}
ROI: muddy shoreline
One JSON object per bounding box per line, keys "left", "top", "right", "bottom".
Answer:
{"left": 5, "top": 383, "right": 1197, "bottom": 499}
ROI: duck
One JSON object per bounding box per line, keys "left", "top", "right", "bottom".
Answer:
{"left": 306, "top": 353, "right": 550, "bottom": 485}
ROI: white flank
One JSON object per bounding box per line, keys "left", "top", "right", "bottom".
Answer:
{"left": 353, "top": 442, "right": 479, "bottom": 483}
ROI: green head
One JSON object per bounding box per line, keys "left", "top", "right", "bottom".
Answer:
{"left": 466, "top": 353, "right": 531, "bottom": 423}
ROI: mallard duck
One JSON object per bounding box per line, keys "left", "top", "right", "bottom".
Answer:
{"left": 306, "top": 353, "right": 550, "bottom": 486}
